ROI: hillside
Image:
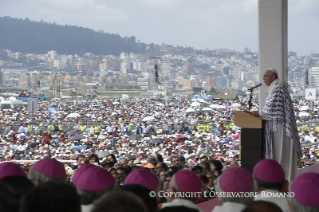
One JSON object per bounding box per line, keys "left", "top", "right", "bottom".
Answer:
{"left": 0, "top": 16, "right": 147, "bottom": 55}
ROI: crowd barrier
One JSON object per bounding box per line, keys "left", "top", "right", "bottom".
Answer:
{"left": 0, "top": 160, "right": 76, "bottom": 163}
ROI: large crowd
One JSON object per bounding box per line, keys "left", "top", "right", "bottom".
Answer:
{"left": 0, "top": 96, "right": 319, "bottom": 212}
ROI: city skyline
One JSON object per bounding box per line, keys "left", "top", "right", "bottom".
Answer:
{"left": 1, "top": 0, "right": 318, "bottom": 56}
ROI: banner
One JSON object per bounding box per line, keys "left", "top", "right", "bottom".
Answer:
{"left": 49, "top": 107, "right": 57, "bottom": 115}
{"left": 122, "top": 94, "right": 129, "bottom": 100}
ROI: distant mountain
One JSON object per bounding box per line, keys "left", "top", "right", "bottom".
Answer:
{"left": 0, "top": 16, "right": 147, "bottom": 55}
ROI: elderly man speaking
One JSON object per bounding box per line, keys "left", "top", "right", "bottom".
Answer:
{"left": 251, "top": 68, "right": 302, "bottom": 182}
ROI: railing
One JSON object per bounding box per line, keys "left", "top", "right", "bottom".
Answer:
{"left": 0, "top": 160, "right": 76, "bottom": 163}
{"left": 297, "top": 163, "right": 319, "bottom": 176}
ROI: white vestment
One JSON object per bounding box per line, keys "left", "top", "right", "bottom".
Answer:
{"left": 161, "top": 199, "right": 203, "bottom": 212}
{"left": 212, "top": 202, "right": 245, "bottom": 212}
{"left": 81, "top": 204, "right": 94, "bottom": 212}
{"left": 271, "top": 121, "right": 297, "bottom": 182}
{"left": 260, "top": 79, "right": 301, "bottom": 182}
{"left": 254, "top": 189, "right": 292, "bottom": 212}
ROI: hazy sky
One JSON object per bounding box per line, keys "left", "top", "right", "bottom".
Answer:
{"left": 1, "top": 0, "right": 318, "bottom": 56}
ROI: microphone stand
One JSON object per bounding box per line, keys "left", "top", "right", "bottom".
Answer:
{"left": 248, "top": 89, "right": 253, "bottom": 112}
{"left": 247, "top": 86, "right": 258, "bottom": 112}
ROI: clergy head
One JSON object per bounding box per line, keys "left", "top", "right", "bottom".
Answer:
{"left": 167, "top": 170, "right": 202, "bottom": 203}
{"left": 253, "top": 159, "right": 287, "bottom": 192}
{"left": 290, "top": 172, "right": 319, "bottom": 211}
{"left": 74, "top": 166, "right": 115, "bottom": 205}
{"left": 124, "top": 168, "right": 160, "bottom": 191}
{"left": 27, "top": 158, "right": 67, "bottom": 185}
{"left": 263, "top": 68, "right": 278, "bottom": 86}
{"left": 215, "top": 167, "right": 255, "bottom": 205}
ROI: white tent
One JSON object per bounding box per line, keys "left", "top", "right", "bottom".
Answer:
{"left": 299, "top": 106, "right": 309, "bottom": 111}
{"left": 299, "top": 112, "right": 310, "bottom": 117}
{"left": 202, "top": 107, "right": 212, "bottom": 111}
{"left": 185, "top": 108, "right": 196, "bottom": 112}
{"left": 217, "top": 105, "right": 226, "bottom": 109}
{"left": 231, "top": 103, "right": 241, "bottom": 108}
{"left": 66, "top": 113, "right": 80, "bottom": 118}
{"left": 142, "top": 116, "right": 155, "bottom": 121}
{"left": 191, "top": 102, "right": 201, "bottom": 107}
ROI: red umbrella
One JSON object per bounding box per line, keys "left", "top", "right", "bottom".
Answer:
{"left": 174, "top": 135, "right": 186, "bottom": 142}
{"left": 163, "top": 137, "right": 171, "bottom": 142}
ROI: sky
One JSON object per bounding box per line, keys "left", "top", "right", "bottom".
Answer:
{"left": 1, "top": 0, "right": 318, "bottom": 56}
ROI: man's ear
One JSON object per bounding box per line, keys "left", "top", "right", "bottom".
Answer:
{"left": 34, "top": 179, "right": 41, "bottom": 186}
{"left": 282, "top": 179, "right": 289, "bottom": 193}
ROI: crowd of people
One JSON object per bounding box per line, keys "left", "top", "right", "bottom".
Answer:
{"left": 0, "top": 96, "right": 319, "bottom": 211}
{"left": 1, "top": 156, "right": 319, "bottom": 212}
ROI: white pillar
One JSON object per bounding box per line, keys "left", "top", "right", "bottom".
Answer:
{"left": 258, "top": 0, "right": 288, "bottom": 107}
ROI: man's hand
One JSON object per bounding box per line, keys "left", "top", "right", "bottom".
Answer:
{"left": 251, "top": 111, "right": 260, "bottom": 117}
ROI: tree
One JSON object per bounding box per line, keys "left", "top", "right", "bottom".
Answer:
{"left": 210, "top": 87, "right": 216, "bottom": 94}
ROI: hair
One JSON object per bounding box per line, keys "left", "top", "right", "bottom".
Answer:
{"left": 0, "top": 182, "right": 25, "bottom": 212}
{"left": 91, "top": 190, "right": 148, "bottom": 212}
{"left": 108, "top": 154, "right": 117, "bottom": 163}
{"left": 290, "top": 197, "right": 318, "bottom": 212}
{"left": 101, "top": 160, "right": 114, "bottom": 167}
{"left": 147, "top": 156, "right": 157, "bottom": 166}
{"left": 169, "top": 174, "right": 199, "bottom": 203}
{"left": 169, "top": 165, "right": 182, "bottom": 175}
{"left": 200, "top": 155, "right": 208, "bottom": 161}
{"left": 215, "top": 177, "right": 255, "bottom": 205}
{"left": 200, "top": 175, "right": 209, "bottom": 184}
{"left": 109, "top": 168, "right": 117, "bottom": 174}
{"left": 120, "top": 184, "right": 158, "bottom": 212}
{"left": 88, "top": 154, "right": 100, "bottom": 165}
{"left": 241, "top": 200, "right": 283, "bottom": 212}
{"left": 165, "top": 170, "right": 174, "bottom": 178}
{"left": 158, "top": 162, "right": 168, "bottom": 172}
{"left": 157, "top": 154, "right": 163, "bottom": 162}
{"left": 254, "top": 176, "right": 285, "bottom": 192}
{"left": 210, "top": 160, "right": 223, "bottom": 176}
{"left": 120, "top": 158, "right": 128, "bottom": 163}
{"left": 20, "top": 181, "right": 81, "bottom": 212}
{"left": 76, "top": 184, "right": 115, "bottom": 205}
{"left": 76, "top": 154, "right": 85, "bottom": 160}
{"left": 0, "top": 176, "right": 33, "bottom": 193}
{"left": 201, "top": 162, "right": 211, "bottom": 172}
{"left": 266, "top": 68, "right": 278, "bottom": 79}
{"left": 29, "top": 167, "right": 66, "bottom": 184}
{"left": 117, "top": 167, "right": 126, "bottom": 174}
{"left": 192, "top": 166, "right": 203, "bottom": 174}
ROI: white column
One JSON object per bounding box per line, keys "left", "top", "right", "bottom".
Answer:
{"left": 258, "top": 0, "right": 288, "bottom": 107}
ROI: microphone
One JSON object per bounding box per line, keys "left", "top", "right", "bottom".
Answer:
{"left": 247, "top": 83, "right": 262, "bottom": 91}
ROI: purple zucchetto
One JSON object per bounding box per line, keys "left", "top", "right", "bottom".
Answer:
{"left": 124, "top": 169, "right": 159, "bottom": 190}
{"left": 0, "top": 162, "right": 25, "bottom": 179}
{"left": 33, "top": 158, "right": 67, "bottom": 179}
{"left": 76, "top": 166, "right": 115, "bottom": 191}
{"left": 219, "top": 167, "right": 254, "bottom": 193}
{"left": 253, "top": 159, "right": 285, "bottom": 183}
{"left": 175, "top": 170, "right": 202, "bottom": 193}
{"left": 291, "top": 172, "right": 319, "bottom": 207}
{"left": 72, "top": 163, "right": 95, "bottom": 186}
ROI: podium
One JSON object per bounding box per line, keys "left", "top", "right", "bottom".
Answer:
{"left": 234, "top": 111, "right": 264, "bottom": 173}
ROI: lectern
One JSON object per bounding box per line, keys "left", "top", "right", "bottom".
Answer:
{"left": 234, "top": 111, "right": 264, "bottom": 173}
